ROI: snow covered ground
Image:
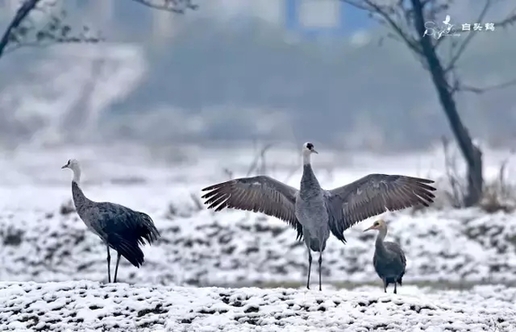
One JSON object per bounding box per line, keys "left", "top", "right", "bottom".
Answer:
{"left": 2, "top": 193, "right": 516, "bottom": 288}
{"left": 0, "top": 144, "right": 516, "bottom": 287}
{"left": 1, "top": 281, "right": 514, "bottom": 331}
{"left": 1, "top": 144, "right": 516, "bottom": 330}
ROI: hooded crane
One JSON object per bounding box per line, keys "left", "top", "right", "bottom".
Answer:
{"left": 62, "top": 159, "right": 160, "bottom": 283}
{"left": 364, "top": 218, "right": 406, "bottom": 294}
{"left": 201, "top": 142, "right": 435, "bottom": 291}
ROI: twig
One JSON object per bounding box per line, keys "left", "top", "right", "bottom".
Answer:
{"left": 258, "top": 144, "right": 272, "bottom": 175}
{"left": 492, "top": 7, "right": 516, "bottom": 28}
{"left": 456, "top": 78, "right": 516, "bottom": 94}
{"left": 342, "top": 0, "right": 422, "bottom": 55}
{"left": 246, "top": 143, "right": 274, "bottom": 177}
{"left": 498, "top": 150, "right": 514, "bottom": 196}
{"left": 189, "top": 193, "right": 203, "bottom": 211}
{"left": 445, "top": 0, "right": 492, "bottom": 73}
{"left": 1, "top": 0, "right": 193, "bottom": 59}
{"left": 129, "top": 0, "right": 198, "bottom": 13}
{"left": 0, "top": 0, "right": 42, "bottom": 58}
{"left": 1, "top": 3, "right": 103, "bottom": 57}
{"left": 223, "top": 168, "right": 233, "bottom": 180}
{"left": 442, "top": 136, "right": 463, "bottom": 207}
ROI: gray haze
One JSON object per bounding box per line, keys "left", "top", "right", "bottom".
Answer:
{"left": 0, "top": 0, "right": 515, "bottom": 152}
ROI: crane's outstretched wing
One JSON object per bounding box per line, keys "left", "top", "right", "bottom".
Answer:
{"left": 201, "top": 176, "right": 303, "bottom": 240}
{"left": 325, "top": 174, "right": 435, "bottom": 242}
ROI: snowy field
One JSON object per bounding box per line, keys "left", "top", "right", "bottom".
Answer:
{"left": 1, "top": 281, "right": 514, "bottom": 331}
{"left": 1, "top": 144, "right": 516, "bottom": 330}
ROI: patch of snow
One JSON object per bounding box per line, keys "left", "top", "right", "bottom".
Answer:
{"left": 0, "top": 281, "right": 513, "bottom": 331}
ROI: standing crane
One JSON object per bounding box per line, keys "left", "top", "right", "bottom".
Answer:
{"left": 363, "top": 218, "right": 406, "bottom": 294}
{"left": 62, "top": 159, "right": 160, "bottom": 283}
{"left": 201, "top": 142, "right": 435, "bottom": 290}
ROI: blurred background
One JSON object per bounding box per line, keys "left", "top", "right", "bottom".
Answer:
{"left": 0, "top": 0, "right": 514, "bottom": 153}
{"left": 0, "top": 0, "right": 516, "bottom": 288}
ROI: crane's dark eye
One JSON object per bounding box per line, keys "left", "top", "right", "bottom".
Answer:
{"left": 374, "top": 222, "right": 379, "bottom": 226}
{"left": 67, "top": 159, "right": 71, "bottom": 165}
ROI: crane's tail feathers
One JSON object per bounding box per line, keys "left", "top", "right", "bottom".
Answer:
{"left": 329, "top": 227, "right": 347, "bottom": 244}
{"left": 397, "top": 272, "right": 404, "bottom": 285}
{"left": 109, "top": 234, "right": 145, "bottom": 268}
{"left": 137, "top": 213, "right": 161, "bottom": 245}
{"left": 106, "top": 212, "right": 160, "bottom": 268}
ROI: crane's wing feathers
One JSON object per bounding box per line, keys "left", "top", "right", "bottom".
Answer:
{"left": 201, "top": 176, "right": 303, "bottom": 240}
{"left": 384, "top": 242, "right": 406, "bottom": 267}
{"left": 94, "top": 202, "right": 161, "bottom": 267}
{"left": 326, "top": 174, "right": 435, "bottom": 241}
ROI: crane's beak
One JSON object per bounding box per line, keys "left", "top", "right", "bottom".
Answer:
{"left": 363, "top": 225, "right": 375, "bottom": 232}
{"left": 311, "top": 149, "right": 318, "bottom": 154}
{"left": 61, "top": 164, "right": 68, "bottom": 169}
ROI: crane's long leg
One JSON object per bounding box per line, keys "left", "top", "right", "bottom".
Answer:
{"left": 106, "top": 245, "right": 111, "bottom": 283}
{"left": 318, "top": 251, "right": 323, "bottom": 291}
{"left": 383, "top": 278, "right": 387, "bottom": 293}
{"left": 113, "top": 252, "right": 122, "bottom": 283}
{"left": 394, "top": 282, "right": 397, "bottom": 294}
{"left": 306, "top": 249, "right": 313, "bottom": 290}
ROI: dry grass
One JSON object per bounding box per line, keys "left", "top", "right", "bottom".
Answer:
{"left": 479, "top": 176, "right": 516, "bottom": 213}
{"left": 413, "top": 138, "right": 516, "bottom": 214}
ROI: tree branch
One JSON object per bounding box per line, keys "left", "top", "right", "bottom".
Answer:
{"left": 456, "top": 77, "right": 516, "bottom": 94}
{"left": 129, "top": 0, "right": 198, "bottom": 13}
{"left": 445, "top": 0, "right": 493, "bottom": 73}
{"left": 0, "top": 1, "right": 104, "bottom": 58}
{"left": 493, "top": 6, "right": 516, "bottom": 28}
{"left": 342, "top": 0, "right": 422, "bottom": 55}
{"left": 0, "top": 0, "right": 197, "bottom": 59}
{"left": 0, "top": 0, "right": 42, "bottom": 58}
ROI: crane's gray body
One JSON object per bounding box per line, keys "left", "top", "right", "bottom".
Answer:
{"left": 201, "top": 142, "right": 435, "bottom": 290}
{"left": 373, "top": 238, "right": 406, "bottom": 291}
{"left": 295, "top": 164, "right": 330, "bottom": 252}
{"left": 71, "top": 181, "right": 159, "bottom": 268}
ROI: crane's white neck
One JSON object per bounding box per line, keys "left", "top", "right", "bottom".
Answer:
{"left": 375, "top": 226, "right": 390, "bottom": 256}
{"left": 302, "top": 150, "right": 312, "bottom": 165}
{"left": 376, "top": 226, "right": 388, "bottom": 242}
{"left": 71, "top": 166, "right": 81, "bottom": 184}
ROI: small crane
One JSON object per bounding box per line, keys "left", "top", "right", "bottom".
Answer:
{"left": 364, "top": 218, "right": 406, "bottom": 294}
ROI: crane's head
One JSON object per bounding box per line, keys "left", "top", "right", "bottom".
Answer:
{"left": 303, "top": 142, "right": 318, "bottom": 154}
{"left": 363, "top": 218, "right": 386, "bottom": 232}
{"left": 61, "top": 159, "right": 80, "bottom": 171}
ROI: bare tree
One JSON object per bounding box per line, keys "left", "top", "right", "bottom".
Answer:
{"left": 341, "top": 0, "right": 516, "bottom": 207}
{"left": 0, "top": 0, "right": 197, "bottom": 59}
